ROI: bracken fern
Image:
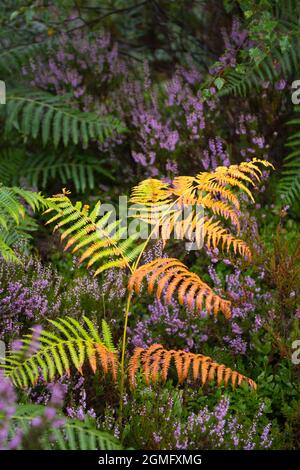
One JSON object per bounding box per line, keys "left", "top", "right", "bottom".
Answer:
{"left": 128, "top": 344, "right": 257, "bottom": 390}
{"left": 0, "top": 158, "right": 272, "bottom": 420}
{"left": 0, "top": 184, "right": 50, "bottom": 262}
{"left": 1, "top": 317, "right": 118, "bottom": 388}
{"left": 2, "top": 90, "right": 125, "bottom": 147}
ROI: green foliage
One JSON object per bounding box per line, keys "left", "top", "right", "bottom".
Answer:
{"left": 215, "top": 0, "right": 300, "bottom": 97}
{"left": 0, "top": 184, "right": 49, "bottom": 262}
{"left": 0, "top": 40, "right": 52, "bottom": 75}
{"left": 2, "top": 90, "right": 126, "bottom": 147}
{"left": 280, "top": 109, "right": 300, "bottom": 203}
{"left": 11, "top": 404, "right": 122, "bottom": 450}
{"left": 0, "top": 149, "right": 114, "bottom": 192}
{"left": 45, "top": 191, "right": 146, "bottom": 276}
{"left": 1, "top": 317, "right": 118, "bottom": 388}
{"left": 217, "top": 42, "right": 298, "bottom": 97}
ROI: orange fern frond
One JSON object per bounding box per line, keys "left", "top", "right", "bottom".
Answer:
{"left": 203, "top": 218, "right": 251, "bottom": 259}
{"left": 128, "top": 257, "right": 231, "bottom": 318}
{"left": 128, "top": 344, "right": 257, "bottom": 390}
{"left": 127, "top": 159, "right": 272, "bottom": 252}
{"left": 128, "top": 347, "right": 144, "bottom": 385}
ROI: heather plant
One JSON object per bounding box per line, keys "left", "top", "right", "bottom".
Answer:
{"left": 102, "top": 386, "right": 276, "bottom": 450}
{"left": 0, "top": 251, "right": 110, "bottom": 342}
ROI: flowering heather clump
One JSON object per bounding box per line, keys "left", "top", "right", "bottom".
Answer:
{"left": 31, "top": 383, "right": 66, "bottom": 430}
{"left": 24, "top": 31, "right": 127, "bottom": 106}
{"left": 104, "top": 388, "right": 274, "bottom": 450}
{"left": 127, "top": 79, "right": 179, "bottom": 176}
{"left": 0, "top": 282, "right": 49, "bottom": 338}
{"left": 120, "top": 64, "right": 211, "bottom": 175}
{"left": 128, "top": 297, "right": 208, "bottom": 351}
{"left": 210, "top": 18, "right": 252, "bottom": 74}
{"left": 165, "top": 66, "right": 206, "bottom": 141}
{"left": 0, "top": 255, "right": 62, "bottom": 340}
{"left": 202, "top": 137, "right": 230, "bottom": 170}
{"left": 65, "top": 376, "right": 96, "bottom": 421}
{"left": 102, "top": 268, "right": 127, "bottom": 301}
{"left": 18, "top": 382, "right": 66, "bottom": 450}
{"left": 207, "top": 263, "right": 274, "bottom": 355}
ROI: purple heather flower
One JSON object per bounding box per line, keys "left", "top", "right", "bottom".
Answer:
{"left": 275, "top": 79, "right": 286, "bottom": 90}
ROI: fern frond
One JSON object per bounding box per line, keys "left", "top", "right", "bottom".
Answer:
{"left": 51, "top": 421, "right": 122, "bottom": 450}
{"left": 0, "top": 235, "right": 19, "bottom": 263}
{"left": 128, "top": 257, "right": 231, "bottom": 318}
{"left": 195, "top": 159, "right": 273, "bottom": 202}
{"left": 128, "top": 344, "right": 256, "bottom": 390}
{"left": 0, "top": 317, "right": 118, "bottom": 388}
{"left": 0, "top": 35, "right": 56, "bottom": 75}
{"left": 128, "top": 159, "right": 271, "bottom": 255}
{"left": 0, "top": 184, "right": 50, "bottom": 261}
{"left": 203, "top": 217, "right": 251, "bottom": 258}
{"left": 102, "top": 319, "right": 117, "bottom": 353}
{"left": 2, "top": 90, "right": 125, "bottom": 147}
{"left": 44, "top": 191, "right": 145, "bottom": 275}
{"left": 11, "top": 405, "right": 122, "bottom": 450}
{"left": 0, "top": 150, "right": 114, "bottom": 192}
{"left": 280, "top": 109, "right": 300, "bottom": 203}
{"left": 130, "top": 178, "right": 172, "bottom": 205}
{"left": 218, "top": 35, "right": 300, "bottom": 97}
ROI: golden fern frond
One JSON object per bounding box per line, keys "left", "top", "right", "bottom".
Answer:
{"left": 0, "top": 317, "right": 118, "bottom": 388}
{"left": 193, "top": 180, "right": 241, "bottom": 208}
{"left": 44, "top": 190, "right": 144, "bottom": 275}
{"left": 172, "top": 176, "right": 196, "bottom": 203}
{"left": 195, "top": 158, "right": 274, "bottom": 203}
{"left": 196, "top": 194, "right": 240, "bottom": 230}
{"left": 128, "top": 344, "right": 256, "bottom": 390}
{"left": 128, "top": 257, "right": 231, "bottom": 318}
{"left": 198, "top": 169, "right": 255, "bottom": 201}
{"left": 128, "top": 159, "right": 272, "bottom": 254}
{"left": 130, "top": 179, "right": 172, "bottom": 205}
{"left": 129, "top": 179, "right": 174, "bottom": 232}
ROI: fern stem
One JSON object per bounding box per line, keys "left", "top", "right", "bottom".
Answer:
{"left": 118, "top": 292, "right": 132, "bottom": 428}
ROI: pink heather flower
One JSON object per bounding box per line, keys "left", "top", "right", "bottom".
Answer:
{"left": 153, "top": 432, "right": 162, "bottom": 444}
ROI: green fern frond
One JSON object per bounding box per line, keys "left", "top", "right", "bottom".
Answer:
{"left": 52, "top": 421, "right": 122, "bottom": 450}
{"left": 11, "top": 405, "right": 122, "bottom": 450}
{"left": 0, "top": 184, "right": 50, "bottom": 261}
{"left": 0, "top": 235, "right": 19, "bottom": 263}
{"left": 44, "top": 191, "right": 145, "bottom": 275}
{"left": 0, "top": 40, "right": 53, "bottom": 75}
{"left": 102, "top": 319, "right": 117, "bottom": 353}
{"left": 0, "top": 317, "right": 118, "bottom": 388}
{"left": 2, "top": 90, "right": 126, "bottom": 147}
{"left": 0, "top": 185, "right": 49, "bottom": 226}
{"left": 280, "top": 109, "right": 300, "bottom": 203}
{"left": 0, "top": 150, "right": 114, "bottom": 192}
